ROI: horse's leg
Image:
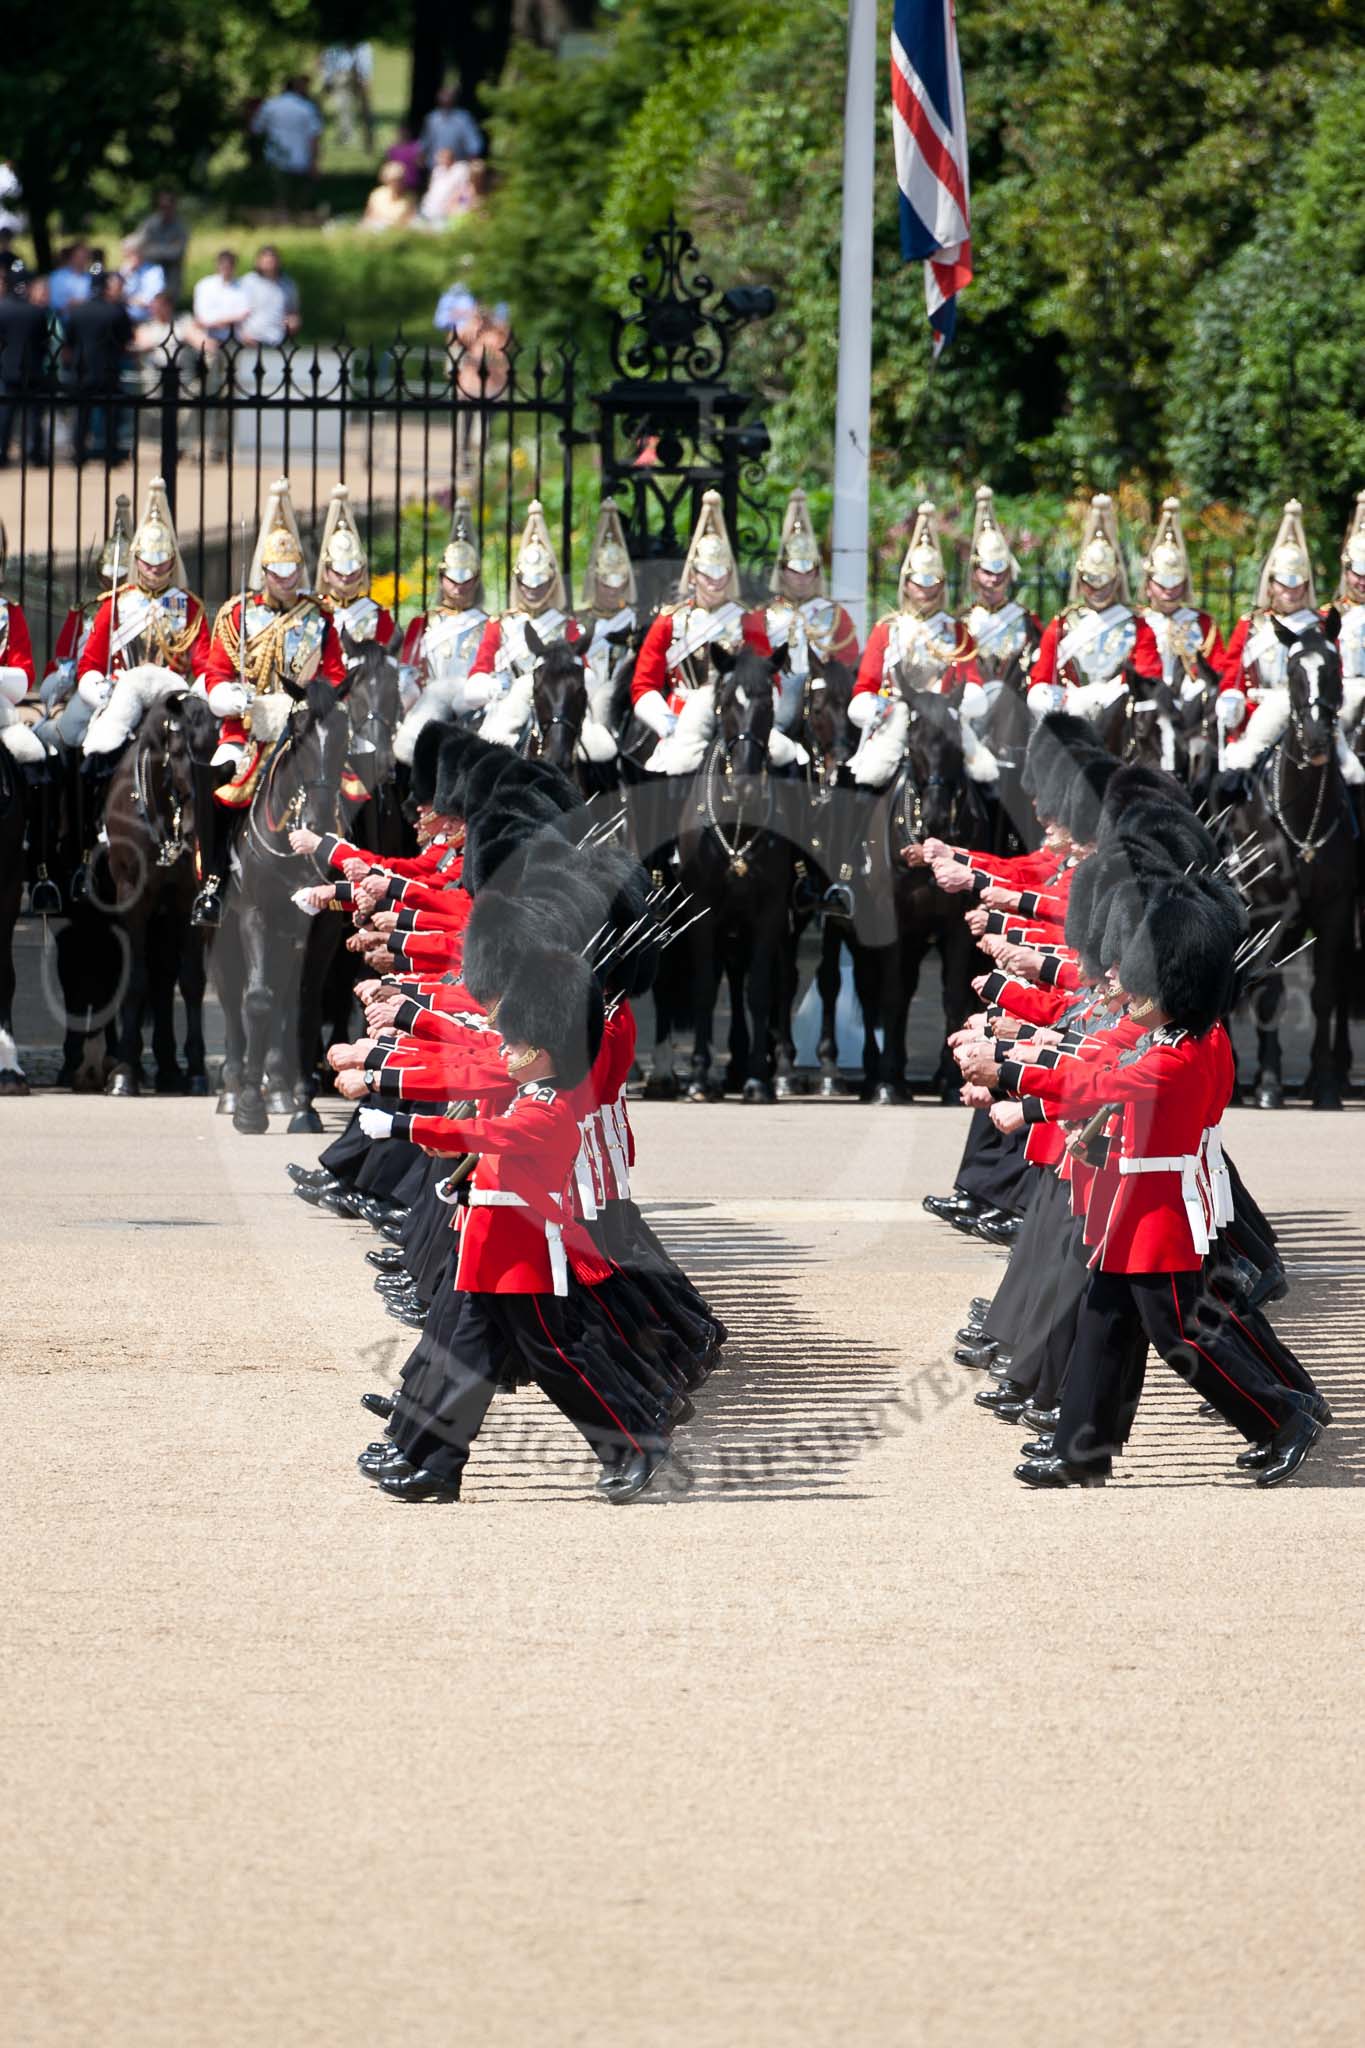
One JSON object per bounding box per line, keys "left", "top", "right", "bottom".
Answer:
{"left": 772, "top": 911, "right": 803, "bottom": 1100}
{"left": 686, "top": 913, "right": 721, "bottom": 1102}
{"left": 724, "top": 946, "right": 750, "bottom": 1094}
{"left": 179, "top": 918, "right": 209, "bottom": 1096}
{"left": 1252, "top": 959, "right": 1286, "bottom": 1111}
{"left": 0, "top": 872, "right": 26, "bottom": 1092}
{"left": 233, "top": 899, "right": 273, "bottom": 1134}
{"left": 742, "top": 896, "right": 787, "bottom": 1103}
{"left": 106, "top": 891, "right": 148, "bottom": 1097}
{"left": 892, "top": 924, "right": 924, "bottom": 1104}
{"left": 815, "top": 917, "right": 844, "bottom": 1098}
{"left": 148, "top": 904, "right": 183, "bottom": 1092}
{"left": 1308, "top": 894, "right": 1351, "bottom": 1110}
{"left": 289, "top": 918, "right": 332, "bottom": 1134}
{"left": 212, "top": 912, "right": 245, "bottom": 1114}
{"left": 264, "top": 920, "right": 306, "bottom": 1116}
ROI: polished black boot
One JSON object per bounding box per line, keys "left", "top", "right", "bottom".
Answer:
{"left": 375, "top": 1464, "right": 463, "bottom": 1502}
{"left": 1014, "top": 1454, "right": 1108, "bottom": 1489}
{"left": 360, "top": 1391, "right": 395, "bottom": 1420}
{"left": 1255, "top": 1409, "right": 1324, "bottom": 1488}
{"left": 923, "top": 1191, "right": 982, "bottom": 1225}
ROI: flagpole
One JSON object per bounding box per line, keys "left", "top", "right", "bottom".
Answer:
{"left": 830, "top": 0, "right": 877, "bottom": 639}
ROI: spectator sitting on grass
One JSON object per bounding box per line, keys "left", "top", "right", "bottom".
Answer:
{"left": 362, "top": 162, "right": 417, "bottom": 233}
{"left": 419, "top": 148, "right": 480, "bottom": 228}
{"left": 384, "top": 124, "right": 426, "bottom": 194}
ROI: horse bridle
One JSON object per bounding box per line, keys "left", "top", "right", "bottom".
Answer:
{"left": 701, "top": 717, "right": 775, "bottom": 875}
{"left": 249, "top": 725, "right": 341, "bottom": 861}
{"left": 132, "top": 712, "right": 190, "bottom": 869}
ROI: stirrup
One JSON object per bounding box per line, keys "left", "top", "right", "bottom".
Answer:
{"left": 191, "top": 874, "right": 225, "bottom": 929}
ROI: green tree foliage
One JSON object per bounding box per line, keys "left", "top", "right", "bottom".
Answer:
{"left": 467, "top": 0, "right": 1365, "bottom": 517}
{"left": 1, "top": 0, "right": 313, "bottom": 269}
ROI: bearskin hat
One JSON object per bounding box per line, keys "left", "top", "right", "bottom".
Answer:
{"left": 1118, "top": 872, "right": 1243, "bottom": 1034}
{"left": 1058, "top": 753, "right": 1122, "bottom": 848}
{"left": 496, "top": 944, "right": 604, "bottom": 1092}
{"left": 460, "top": 892, "right": 557, "bottom": 1009}
{"left": 1111, "top": 797, "right": 1219, "bottom": 875}
{"left": 1097, "top": 762, "right": 1190, "bottom": 838}
{"left": 1021, "top": 712, "right": 1096, "bottom": 801}
{"left": 1035, "top": 744, "right": 1108, "bottom": 828}
{"left": 433, "top": 728, "right": 500, "bottom": 818}
{"left": 412, "top": 719, "right": 458, "bottom": 810}
{"left": 461, "top": 795, "right": 569, "bottom": 896}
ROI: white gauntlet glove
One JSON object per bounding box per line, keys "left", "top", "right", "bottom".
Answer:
{"left": 1215, "top": 689, "right": 1246, "bottom": 728}
{"left": 0, "top": 664, "right": 30, "bottom": 706}
{"left": 358, "top": 1106, "right": 395, "bottom": 1139}
{"left": 1026, "top": 682, "right": 1065, "bottom": 719}
{"left": 633, "top": 690, "right": 677, "bottom": 738}
{"left": 207, "top": 680, "right": 251, "bottom": 719}
{"left": 76, "top": 671, "right": 112, "bottom": 710}
{"left": 847, "top": 691, "right": 882, "bottom": 730}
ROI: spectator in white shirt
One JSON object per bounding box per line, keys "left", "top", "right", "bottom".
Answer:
{"left": 419, "top": 149, "right": 479, "bottom": 228}
{"left": 239, "top": 245, "right": 301, "bottom": 347}
{"left": 192, "top": 251, "right": 251, "bottom": 344}
{"left": 419, "top": 83, "right": 484, "bottom": 166}
{"left": 251, "top": 78, "right": 324, "bottom": 207}
{"left": 119, "top": 236, "right": 165, "bottom": 323}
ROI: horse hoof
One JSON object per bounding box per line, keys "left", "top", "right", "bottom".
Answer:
{"left": 186, "top": 1075, "right": 209, "bottom": 1098}
{"left": 105, "top": 1070, "right": 138, "bottom": 1098}
{"left": 741, "top": 1079, "right": 774, "bottom": 1105}
{"left": 773, "top": 1073, "right": 794, "bottom": 1101}
{"left": 1255, "top": 1083, "right": 1283, "bottom": 1111}
{"left": 233, "top": 1100, "right": 270, "bottom": 1136}
{"left": 1311, "top": 1086, "right": 1343, "bottom": 1112}
{"left": 642, "top": 1074, "right": 678, "bottom": 1101}
{"left": 685, "top": 1080, "right": 709, "bottom": 1103}
{"left": 818, "top": 1072, "right": 839, "bottom": 1099}
{"left": 874, "top": 1083, "right": 899, "bottom": 1108}
{"left": 288, "top": 1107, "right": 324, "bottom": 1135}
{"left": 0, "top": 1069, "right": 31, "bottom": 1097}
{"left": 264, "top": 1089, "right": 293, "bottom": 1117}
{"left": 216, "top": 1090, "right": 238, "bottom": 1117}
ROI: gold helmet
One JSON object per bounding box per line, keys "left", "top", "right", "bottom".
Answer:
{"left": 1339, "top": 489, "right": 1365, "bottom": 594}
{"left": 249, "top": 476, "right": 306, "bottom": 587}
{"left": 897, "top": 502, "right": 947, "bottom": 607}
{"left": 1257, "top": 497, "right": 1315, "bottom": 608}
{"left": 969, "top": 484, "right": 1017, "bottom": 581}
{"left": 98, "top": 495, "right": 134, "bottom": 583}
{"left": 1143, "top": 496, "right": 1191, "bottom": 596}
{"left": 131, "top": 477, "right": 184, "bottom": 583}
{"left": 583, "top": 497, "right": 636, "bottom": 613}
{"left": 1070, "top": 493, "right": 1129, "bottom": 603}
{"left": 316, "top": 483, "right": 367, "bottom": 586}
{"left": 513, "top": 499, "right": 565, "bottom": 612}
{"left": 771, "top": 487, "right": 824, "bottom": 593}
{"left": 680, "top": 488, "right": 739, "bottom": 601}
{"left": 441, "top": 497, "right": 481, "bottom": 587}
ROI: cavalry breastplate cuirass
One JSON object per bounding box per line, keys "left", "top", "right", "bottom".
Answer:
{"left": 331, "top": 595, "right": 382, "bottom": 644}
{"left": 1143, "top": 606, "right": 1204, "bottom": 685}
{"left": 240, "top": 596, "right": 326, "bottom": 692}
{"left": 965, "top": 599, "right": 1030, "bottom": 678}
{"left": 1056, "top": 603, "right": 1137, "bottom": 685}
{"left": 424, "top": 607, "right": 487, "bottom": 680}
{"left": 496, "top": 607, "right": 568, "bottom": 677}
{"left": 766, "top": 597, "right": 841, "bottom": 676}
{"left": 883, "top": 609, "right": 957, "bottom": 690}
{"left": 111, "top": 585, "right": 195, "bottom": 669}
{"left": 667, "top": 601, "right": 744, "bottom": 696}
{"left": 1338, "top": 602, "right": 1365, "bottom": 681}
{"left": 1243, "top": 608, "right": 1319, "bottom": 689}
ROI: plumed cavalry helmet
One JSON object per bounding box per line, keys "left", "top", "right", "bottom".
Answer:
{"left": 1257, "top": 497, "right": 1315, "bottom": 607}
{"left": 1143, "top": 496, "right": 1191, "bottom": 596}
{"left": 969, "top": 484, "right": 1017, "bottom": 582}
{"left": 1069, "top": 493, "right": 1129, "bottom": 603}
{"left": 512, "top": 499, "right": 566, "bottom": 612}
{"left": 98, "top": 494, "right": 134, "bottom": 583}
{"left": 441, "top": 495, "right": 481, "bottom": 590}
{"left": 131, "top": 476, "right": 185, "bottom": 582}
{"left": 680, "top": 488, "right": 739, "bottom": 602}
{"left": 1338, "top": 489, "right": 1365, "bottom": 597}
{"left": 316, "top": 483, "right": 367, "bottom": 585}
{"left": 582, "top": 497, "right": 636, "bottom": 613}
{"left": 249, "top": 476, "right": 306, "bottom": 585}
{"left": 496, "top": 943, "right": 604, "bottom": 1092}
{"left": 896, "top": 501, "right": 947, "bottom": 607}
{"left": 771, "top": 486, "right": 825, "bottom": 594}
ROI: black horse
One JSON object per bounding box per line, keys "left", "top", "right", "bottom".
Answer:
{"left": 99, "top": 688, "right": 215, "bottom": 1096}
{"left": 1219, "top": 613, "right": 1359, "bottom": 1110}
{"left": 673, "top": 644, "right": 793, "bottom": 1102}
{"left": 213, "top": 682, "right": 355, "bottom": 1134}
{"left": 521, "top": 626, "right": 621, "bottom": 801}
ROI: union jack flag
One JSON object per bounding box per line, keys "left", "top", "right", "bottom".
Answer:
{"left": 891, "top": 0, "right": 972, "bottom": 352}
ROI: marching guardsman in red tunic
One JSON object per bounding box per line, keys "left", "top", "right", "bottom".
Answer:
{"left": 0, "top": 520, "right": 40, "bottom": 767}
{"left": 196, "top": 478, "right": 347, "bottom": 925}
{"left": 852, "top": 500, "right": 972, "bottom": 722}
{"left": 315, "top": 485, "right": 395, "bottom": 658}
{"left": 396, "top": 498, "right": 489, "bottom": 733}
{"left": 629, "top": 489, "right": 750, "bottom": 741}
{"left": 1030, "top": 493, "right": 1162, "bottom": 717}
{"left": 1217, "top": 498, "right": 1319, "bottom": 746}
{"left": 467, "top": 498, "right": 580, "bottom": 709}
{"left": 580, "top": 497, "right": 638, "bottom": 729}
{"left": 745, "top": 488, "right": 860, "bottom": 733}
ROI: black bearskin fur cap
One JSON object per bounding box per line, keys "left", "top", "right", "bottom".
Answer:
{"left": 413, "top": 720, "right": 457, "bottom": 809}
{"left": 1022, "top": 712, "right": 1097, "bottom": 802}
{"left": 1111, "top": 797, "right": 1219, "bottom": 875}
{"left": 1119, "top": 873, "right": 1244, "bottom": 1034}
{"left": 1059, "top": 753, "right": 1122, "bottom": 847}
{"left": 1096, "top": 762, "right": 1190, "bottom": 837}
{"left": 460, "top": 892, "right": 557, "bottom": 1008}
{"left": 497, "top": 945, "right": 604, "bottom": 1091}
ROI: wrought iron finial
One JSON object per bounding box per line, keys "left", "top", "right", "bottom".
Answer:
{"left": 610, "top": 215, "right": 771, "bottom": 386}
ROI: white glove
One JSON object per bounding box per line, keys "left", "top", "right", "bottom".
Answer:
{"left": 1027, "top": 682, "right": 1065, "bottom": 719}
{"left": 1215, "top": 689, "right": 1246, "bottom": 728}
{"left": 632, "top": 690, "right": 677, "bottom": 739}
{"left": 0, "top": 664, "right": 29, "bottom": 706}
{"left": 358, "top": 1106, "right": 395, "bottom": 1139}
{"left": 958, "top": 680, "right": 988, "bottom": 721}
{"left": 847, "top": 690, "right": 883, "bottom": 729}
{"left": 77, "top": 671, "right": 112, "bottom": 711}
{"left": 207, "top": 680, "right": 250, "bottom": 719}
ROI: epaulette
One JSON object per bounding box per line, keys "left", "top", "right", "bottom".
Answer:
{"left": 524, "top": 1082, "right": 557, "bottom": 1103}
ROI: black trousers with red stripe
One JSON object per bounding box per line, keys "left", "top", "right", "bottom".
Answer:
{"left": 392, "top": 1287, "right": 656, "bottom": 1484}
{"left": 1054, "top": 1267, "right": 1314, "bottom": 1474}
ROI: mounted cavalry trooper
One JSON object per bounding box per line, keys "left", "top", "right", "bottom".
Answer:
{"left": 853, "top": 499, "right": 971, "bottom": 717}
{"left": 315, "top": 484, "right": 396, "bottom": 658}
{"left": 195, "top": 476, "right": 347, "bottom": 925}
{"left": 0, "top": 521, "right": 41, "bottom": 767}
{"left": 954, "top": 485, "right": 1040, "bottom": 706}
{"left": 579, "top": 497, "right": 638, "bottom": 728}
{"left": 1217, "top": 498, "right": 1320, "bottom": 744}
{"left": 1140, "top": 496, "right": 1224, "bottom": 702}
{"left": 629, "top": 489, "right": 750, "bottom": 748}
{"left": 468, "top": 499, "right": 580, "bottom": 739}
{"left": 395, "top": 499, "right": 489, "bottom": 749}
{"left": 1030, "top": 493, "right": 1162, "bottom": 718}
{"left": 1332, "top": 489, "right": 1365, "bottom": 686}
{"left": 744, "top": 487, "right": 860, "bottom": 732}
